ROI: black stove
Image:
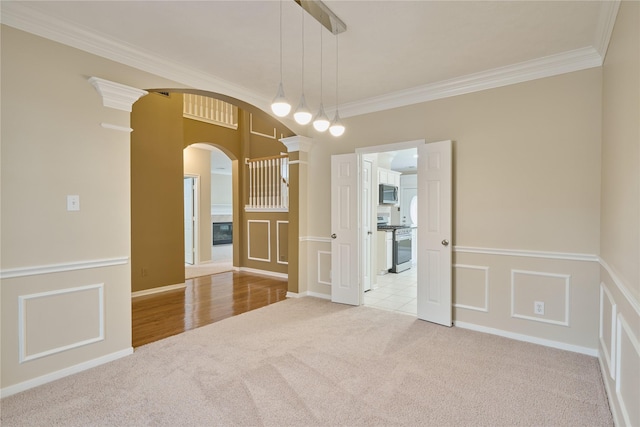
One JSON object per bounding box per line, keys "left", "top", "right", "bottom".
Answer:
{"left": 377, "top": 224, "right": 410, "bottom": 231}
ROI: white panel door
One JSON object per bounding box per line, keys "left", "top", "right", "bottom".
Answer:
{"left": 184, "top": 177, "right": 195, "bottom": 265}
{"left": 331, "top": 153, "right": 360, "bottom": 306}
{"left": 417, "top": 140, "right": 452, "bottom": 326}
{"left": 362, "top": 159, "right": 373, "bottom": 292}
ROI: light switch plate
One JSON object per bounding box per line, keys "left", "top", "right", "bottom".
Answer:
{"left": 67, "top": 195, "right": 80, "bottom": 211}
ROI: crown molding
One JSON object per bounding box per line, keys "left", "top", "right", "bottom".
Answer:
{"left": 2, "top": 1, "right": 610, "bottom": 120}
{"left": 0, "top": 2, "right": 271, "bottom": 113}
{"left": 593, "top": 0, "right": 621, "bottom": 60}
{"left": 89, "top": 77, "right": 148, "bottom": 112}
{"left": 338, "top": 46, "right": 603, "bottom": 118}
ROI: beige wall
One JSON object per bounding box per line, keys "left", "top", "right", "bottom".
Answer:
{"left": 0, "top": 26, "right": 181, "bottom": 392}
{"left": 599, "top": 2, "right": 640, "bottom": 426}
{"left": 304, "top": 68, "right": 603, "bottom": 350}
{"left": 184, "top": 146, "right": 213, "bottom": 263}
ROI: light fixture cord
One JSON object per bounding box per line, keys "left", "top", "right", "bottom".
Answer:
{"left": 279, "top": 0, "right": 283, "bottom": 82}
{"left": 335, "top": 34, "right": 339, "bottom": 108}
{"left": 319, "top": 24, "right": 323, "bottom": 103}
{"left": 301, "top": 10, "right": 305, "bottom": 90}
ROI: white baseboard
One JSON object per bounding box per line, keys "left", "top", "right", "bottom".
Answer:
{"left": 286, "top": 291, "right": 330, "bottom": 300}
{"left": 239, "top": 267, "right": 287, "bottom": 279}
{"left": 597, "top": 353, "right": 622, "bottom": 427}
{"left": 0, "top": 347, "right": 133, "bottom": 398}
{"left": 454, "top": 321, "right": 598, "bottom": 357}
{"left": 131, "top": 283, "right": 186, "bottom": 298}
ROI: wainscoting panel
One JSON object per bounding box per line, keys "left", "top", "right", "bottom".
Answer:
{"left": 511, "top": 269, "right": 570, "bottom": 326}
{"left": 615, "top": 314, "right": 640, "bottom": 427}
{"left": 453, "top": 264, "right": 489, "bottom": 312}
{"left": 247, "top": 220, "right": 271, "bottom": 262}
{"left": 317, "top": 251, "right": 331, "bottom": 285}
{"left": 599, "top": 283, "right": 617, "bottom": 379}
{"left": 276, "top": 221, "right": 288, "bottom": 265}
{"left": 19, "top": 283, "right": 104, "bottom": 363}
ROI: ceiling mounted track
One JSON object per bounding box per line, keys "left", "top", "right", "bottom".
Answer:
{"left": 294, "top": 0, "right": 346, "bottom": 35}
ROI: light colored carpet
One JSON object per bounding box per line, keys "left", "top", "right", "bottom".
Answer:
{"left": 1, "top": 298, "right": 612, "bottom": 426}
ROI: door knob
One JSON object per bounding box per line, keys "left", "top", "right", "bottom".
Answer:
{"left": 441, "top": 239, "right": 449, "bottom": 246}
{"left": 331, "top": 233, "right": 337, "bottom": 239}
{"left": 367, "top": 231, "right": 373, "bottom": 235}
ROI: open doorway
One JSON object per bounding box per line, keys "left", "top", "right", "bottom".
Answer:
{"left": 184, "top": 144, "right": 234, "bottom": 279}
{"left": 362, "top": 147, "right": 418, "bottom": 316}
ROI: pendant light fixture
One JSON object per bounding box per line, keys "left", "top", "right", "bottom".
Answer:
{"left": 329, "top": 34, "right": 345, "bottom": 137}
{"left": 312, "top": 23, "right": 330, "bottom": 132}
{"left": 271, "top": 0, "right": 291, "bottom": 117}
{"left": 293, "top": 10, "right": 312, "bottom": 125}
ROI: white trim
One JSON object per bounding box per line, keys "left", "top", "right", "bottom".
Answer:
{"left": 615, "top": 313, "right": 640, "bottom": 427}
{"left": 0, "top": 347, "right": 133, "bottom": 398}
{"left": 0, "top": 3, "right": 270, "bottom": 114}
{"left": 18, "top": 283, "right": 105, "bottom": 363}
{"left": 454, "top": 246, "right": 598, "bottom": 262}
{"left": 281, "top": 136, "right": 314, "bottom": 153}
{"left": 599, "top": 256, "right": 640, "bottom": 317}
{"left": 299, "top": 236, "right": 332, "bottom": 243}
{"left": 286, "top": 291, "right": 331, "bottom": 300}
{"left": 510, "top": 269, "right": 571, "bottom": 327}
{"left": 247, "top": 220, "right": 271, "bottom": 262}
{"left": 0, "top": 256, "right": 129, "bottom": 279}
{"left": 239, "top": 267, "right": 287, "bottom": 279}
{"left": 339, "top": 47, "right": 602, "bottom": 118}
{"left": 88, "top": 76, "right": 148, "bottom": 112}
{"left": 288, "top": 160, "right": 309, "bottom": 166}
{"left": 184, "top": 174, "right": 200, "bottom": 266}
{"left": 249, "top": 114, "right": 276, "bottom": 139}
{"left": 454, "top": 321, "right": 598, "bottom": 357}
{"left": 452, "top": 264, "right": 489, "bottom": 313}
{"left": 100, "top": 122, "right": 133, "bottom": 133}
{"left": 317, "top": 250, "right": 332, "bottom": 286}
{"left": 131, "top": 283, "right": 186, "bottom": 298}
{"left": 276, "top": 220, "right": 288, "bottom": 265}
{"left": 599, "top": 283, "right": 617, "bottom": 380}
{"left": 594, "top": 0, "right": 621, "bottom": 58}
{"left": 244, "top": 207, "right": 288, "bottom": 213}
{"left": 597, "top": 356, "right": 622, "bottom": 427}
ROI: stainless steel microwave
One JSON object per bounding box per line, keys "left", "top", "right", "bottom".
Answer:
{"left": 379, "top": 184, "right": 398, "bottom": 204}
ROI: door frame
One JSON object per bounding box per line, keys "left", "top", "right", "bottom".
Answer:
{"left": 184, "top": 174, "right": 200, "bottom": 265}
{"left": 354, "top": 139, "right": 452, "bottom": 320}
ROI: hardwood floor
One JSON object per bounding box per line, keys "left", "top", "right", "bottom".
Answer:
{"left": 132, "top": 271, "right": 288, "bottom": 348}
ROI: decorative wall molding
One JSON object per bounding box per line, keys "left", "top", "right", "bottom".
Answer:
{"left": 249, "top": 114, "right": 276, "bottom": 139}
{"left": 0, "top": 257, "right": 129, "bottom": 280}
{"left": 510, "top": 269, "right": 571, "bottom": 327}
{"left": 100, "top": 123, "right": 133, "bottom": 133}
{"left": 131, "top": 283, "right": 186, "bottom": 298}
{"left": 454, "top": 321, "right": 597, "bottom": 357}
{"left": 88, "top": 77, "right": 148, "bottom": 112}
{"left": 599, "top": 283, "right": 617, "bottom": 380}
{"left": 18, "top": 283, "right": 104, "bottom": 363}
{"left": 276, "top": 221, "right": 288, "bottom": 265}
{"left": 615, "top": 313, "right": 640, "bottom": 427}
{"left": 317, "top": 251, "right": 332, "bottom": 286}
{"left": 0, "top": 347, "right": 133, "bottom": 398}
{"left": 452, "top": 264, "right": 489, "bottom": 313}
{"left": 454, "top": 246, "right": 598, "bottom": 262}
{"left": 598, "top": 256, "right": 640, "bottom": 317}
{"left": 247, "top": 220, "right": 271, "bottom": 262}
{"left": 299, "top": 236, "right": 332, "bottom": 243}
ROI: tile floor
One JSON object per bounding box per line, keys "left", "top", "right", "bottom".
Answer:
{"left": 364, "top": 266, "right": 417, "bottom": 315}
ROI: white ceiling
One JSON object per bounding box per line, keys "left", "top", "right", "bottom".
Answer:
{"left": 1, "top": 1, "right": 617, "bottom": 123}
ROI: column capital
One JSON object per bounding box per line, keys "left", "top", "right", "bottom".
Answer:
{"left": 89, "top": 77, "right": 148, "bottom": 112}
{"left": 280, "top": 136, "right": 314, "bottom": 153}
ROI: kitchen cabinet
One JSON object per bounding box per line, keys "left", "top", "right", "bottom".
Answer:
{"left": 378, "top": 168, "right": 401, "bottom": 187}
{"left": 377, "top": 230, "right": 393, "bottom": 274}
